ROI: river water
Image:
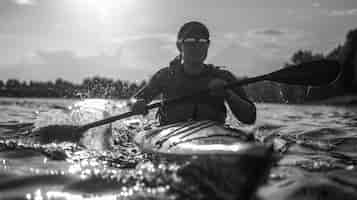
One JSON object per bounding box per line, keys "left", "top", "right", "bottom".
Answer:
{"left": 0, "top": 97, "right": 357, "bottom": 200}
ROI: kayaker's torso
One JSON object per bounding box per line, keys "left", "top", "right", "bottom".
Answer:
{"left": 134, "top": 63, "right": 249, "bottom": 125}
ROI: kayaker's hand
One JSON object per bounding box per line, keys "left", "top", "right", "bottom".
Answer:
{"left": 129, "top": 99, "right": 148, "bottom": 115}
{"left": 208, "top": 79, "right": 228, "bottom": 97}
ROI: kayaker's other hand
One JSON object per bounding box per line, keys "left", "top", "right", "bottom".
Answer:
{"left": 208, "top": 79, "right": 228, "bottom": 97}
{"left": 129, "top": 99, "right": 148, "bottom": 115}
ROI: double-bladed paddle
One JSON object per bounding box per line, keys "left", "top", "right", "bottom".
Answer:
{"left": 34, "top": 59, "right": 341, "bottom": 142}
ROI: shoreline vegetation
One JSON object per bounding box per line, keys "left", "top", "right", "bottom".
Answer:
{"left": 0, "top": 77, "right": 146, "bottom": 99}
{"left": 0, "top": 44, "right": 356, "bottom": 104}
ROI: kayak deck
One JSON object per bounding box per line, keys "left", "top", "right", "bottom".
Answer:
{"left": 134, "top": 120, "right": 256, "bottom": 155}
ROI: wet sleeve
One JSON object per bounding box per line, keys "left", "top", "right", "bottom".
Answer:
{"left": 132, "top": 67, "right": 168, "bottom": 103}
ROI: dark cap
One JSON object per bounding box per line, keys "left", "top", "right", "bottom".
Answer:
{"left": 177, "top": 21, "right": 210, "bottom": 40}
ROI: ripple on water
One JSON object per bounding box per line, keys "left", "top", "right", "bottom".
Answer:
{"left": 1, "top": 100, "right": 357, "bottom": 199}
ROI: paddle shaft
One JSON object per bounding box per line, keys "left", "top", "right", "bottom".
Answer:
{"left": 77, "top": 59, "right": 340, "bottom": 131}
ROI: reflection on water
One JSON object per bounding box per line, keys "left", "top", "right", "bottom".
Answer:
{"left": 1, "top": 98, "right": 357, "bottom": 199}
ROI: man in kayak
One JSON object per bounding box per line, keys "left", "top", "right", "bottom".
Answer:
{"left": 130, "top": 21, "right": 256, "bottom": 125}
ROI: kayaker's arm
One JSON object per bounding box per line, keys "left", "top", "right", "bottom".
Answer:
{"left": 132, "top": 86, "right": 159, "bottom": 105}
{"left": 225, "top": 89, "right": 256, "bottom": 124}
{"left": 208, "top": 77, "right": 256, "bottom": 124}
{"left": 132, "top": 67, "right": 169, "bottom": 103}
{"left": 130, "top": 67, "right": 168, "bottom": 114}
{"left": 130, "top": 82, "right": 161, "bottom": 115}
{"left": 209, "top": 70, "right": 257, "bottom": 124}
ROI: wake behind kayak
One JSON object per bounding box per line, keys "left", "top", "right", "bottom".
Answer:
{"left": 27, "top": 99, "right": 116, "bottom": 150}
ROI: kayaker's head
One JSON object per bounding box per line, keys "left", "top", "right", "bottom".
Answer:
{"left": 176, "top": 21, "right": 210, "bottom": 65}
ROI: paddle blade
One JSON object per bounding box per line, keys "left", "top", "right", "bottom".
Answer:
{"left": 265, "top": 60, "right": 341, "bottom": 86}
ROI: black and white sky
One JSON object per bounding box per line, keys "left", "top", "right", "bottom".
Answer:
{"left": 0, "top": 0, "right": 356, "bottom": 83}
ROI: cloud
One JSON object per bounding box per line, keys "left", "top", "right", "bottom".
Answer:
{"left": 220, "top": 28, "right": 313, "bottom": 61}
{"left": 112, "top": 33, "right": 175, "bottom": 45}
{"left": 208, "top": 43, "right": 283, "bottom": 77}
{"left": 253, "top": 29, "right": 286, "bottom": 36}
{"left": 0, "top": 49, "right": 123, "bottom": 83}
{"left": 328, "top": 9, "right": 357, "bottom": 16}
{"left": 222, "top": 32, "right": 240, "bottom": 40}
{"left": 312, "top": 2, "right": 321, "bottom": 8}
{"left": 0, "top": 35, "right": 178, "bottom": 83}
{"left": 207, "top": 29, "right": 301, "bottom": 76}
{"left": 36, "top": 50, "right": 77, "bottom": 64}
{"left": 217, "top": 28, "right": 308, "bottom": 60}
{"left": 261, "top": 42, "right": 283, "bottom": 50}
{"left": 287, "top": 9, "right": 297, "bottom": 16}
{"left": 244, "top": 28, "right": 305, "bottom": 50}
{"left": 11, "top": 0, "right": 37, "bottom": 5}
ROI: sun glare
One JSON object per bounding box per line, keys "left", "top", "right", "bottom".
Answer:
{"left": 72, "top": 0, "right": 136, "bottom": 24}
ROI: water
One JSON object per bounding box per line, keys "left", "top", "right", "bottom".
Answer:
{"left": 0, "top": 97, "right": 357, "bottom": 200}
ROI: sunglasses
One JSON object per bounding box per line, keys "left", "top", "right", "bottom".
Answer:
{"left": 178, "top": 38, "right": 210, "bottom": 44}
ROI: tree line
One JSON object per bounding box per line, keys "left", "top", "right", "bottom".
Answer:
{"left": 0, "top": 77, "right": 146, "bottom": 99}
{"left": 245, "top": 45, "right": 343, "bottom": 104}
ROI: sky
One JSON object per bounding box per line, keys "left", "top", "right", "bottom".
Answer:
{"left": 0, "top": 0, "right": 356, "bottom": 83}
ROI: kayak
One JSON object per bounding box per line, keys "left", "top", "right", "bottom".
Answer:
{"left": 134, "top": 120, "right": 275, "bottom": 199}
{"left": 134, "top": 120, "right": 267, "bottom": 156}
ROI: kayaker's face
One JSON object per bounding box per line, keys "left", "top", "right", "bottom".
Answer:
{"left": 180, "top": 38, "right": 209, "bottom": 64}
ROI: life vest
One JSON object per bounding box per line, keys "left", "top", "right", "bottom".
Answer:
{"left": 156, "top": 63, "right": 229, "bottom": 125}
